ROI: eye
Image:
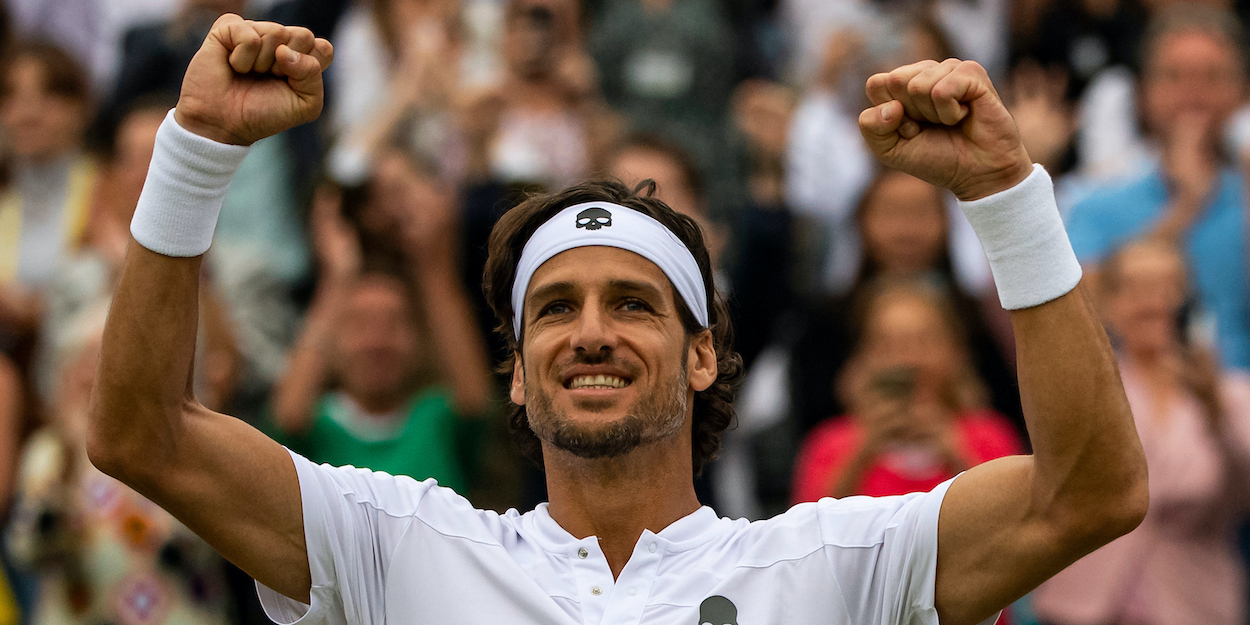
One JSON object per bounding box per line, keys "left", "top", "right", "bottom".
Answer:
{"left": 540, "top": 301, "right": 571, "bottom": 317}
{"left": 620, "top": 298, "right": 651, "bottom": 313}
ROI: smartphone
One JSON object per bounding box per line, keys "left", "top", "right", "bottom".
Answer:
{"left": 870, "top": 366, "right": 919, "bottom": 401}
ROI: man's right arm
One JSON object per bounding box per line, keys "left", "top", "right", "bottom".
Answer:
{"left": 90, "top": 244, "right": 312, "bottom": 601}
{"left": 88, "top": 14, "right": 334, "bottom": 603}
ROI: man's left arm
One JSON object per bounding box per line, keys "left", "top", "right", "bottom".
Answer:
{"left": 857, "top": 59, "right": 1149, "bottom": 625}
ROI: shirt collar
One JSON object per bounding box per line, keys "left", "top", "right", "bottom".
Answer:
{"left": 526, "top": 503, "right": 727, "bottom": 554}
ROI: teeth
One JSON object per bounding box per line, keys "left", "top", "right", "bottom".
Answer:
{"left": 570, "top": 374, "right": 628, "bottom": 389}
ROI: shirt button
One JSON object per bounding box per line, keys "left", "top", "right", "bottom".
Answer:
{"left": 578, "top": 548, "right": 588, "bottom": 559}
{"left": 648, "top": 542, "right": 657, "bottom": 553}
{"left": 627, "top": 587, "right": 637, "bottom": 596}
{"left": 591, "top": 586, "right": 602, "bottom": 596}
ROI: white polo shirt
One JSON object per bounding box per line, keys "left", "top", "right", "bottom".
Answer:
{"left": 258, "top": 450, "right": 995, "bottom": 625}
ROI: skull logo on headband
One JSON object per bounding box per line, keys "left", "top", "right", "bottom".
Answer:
{"left": 576, "top": 207, "right": 612, "bottom": 230}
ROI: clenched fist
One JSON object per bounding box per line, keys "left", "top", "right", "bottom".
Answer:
{"left": 858, "top": 59, "right": 1033, "bottom": 201}
{"left": 175, "top": 14, "right": 333, "bottom": 145}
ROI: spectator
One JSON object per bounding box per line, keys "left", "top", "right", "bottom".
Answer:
{"left": 780, "top": 0, "right": 1009, "bottom": 88}
{"left": 605, "top": 134, "right": 726, "bottom": 267}
{"left": 1032, "top": 239, "right": 1250, "bottom": 625}
{"left": 590, "top": 0, "right": 735, "bottom": 202}
{"left": 0, "top": 42, "right": 98, "bottom": 344}
{"left": 324, "top": 0, "right": 465, "bottom": 184}
{"left": 1064, "top": 4, "right": 1250, "bottom": 371}
{"left": 785, "top": 18, "right": 994, "bottom": 295}
{"left": 86, "top": 98, "right": 169, "bottom": 272}
{"left": 457, "top": 0, "right": 610, "bottom": 190}
{"left": 791, "top": 280, "right": 1021, "bottom": 503}
{"left": 269, "top": 152, "right": 493, "bottom": 495}
{"left": 6, "top": 302, "right": 233, "bottom": 625}
{"left": 789, "top": 170, "right": 1021, "bottom": 439}
{"left": 1013, "top": 0, "right": 1147, "bottom": 103}
{"left": 98, "top": 0, "right": 242, "bottom": 135}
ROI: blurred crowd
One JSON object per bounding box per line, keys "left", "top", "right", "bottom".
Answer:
{"left": 0, "top": 0, "right": 1249, "bottom": 623}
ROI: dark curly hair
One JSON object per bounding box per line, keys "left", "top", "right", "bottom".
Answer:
{"left": 482, "top": 178, "right": 743, "bottom": 475}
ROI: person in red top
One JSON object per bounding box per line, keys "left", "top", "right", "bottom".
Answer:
{"left": 793, "top": 280, "right": 1022, "bottom": 502}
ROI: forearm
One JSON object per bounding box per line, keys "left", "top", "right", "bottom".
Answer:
{"left": 412, "top": 263, "right": 491, "bottom": 416}
{"left": 88, "top": 243, "right": 202, "bottom": 480}
{"left": 826, "top": 443, "right": 877, "bottom": 499}
{"left": 1011, "top": 284, "right": 1147, "bottom": 534}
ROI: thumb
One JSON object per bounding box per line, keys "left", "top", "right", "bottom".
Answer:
{"left": 274, "top": 44, "right": 325, "bottom": 104}
{"left": 859, "top": 101, "right": 904, "bottom": 156}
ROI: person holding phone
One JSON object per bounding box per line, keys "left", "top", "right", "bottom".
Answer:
{"left": 792, "top": 281, "right": 1022, "bottom": 502}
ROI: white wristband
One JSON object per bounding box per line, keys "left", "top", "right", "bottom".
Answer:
{"left": 130, "top": 110, "right": 251, "bottom": 257}
{"left": 957, "top": 164, "right": 1082, "bottom": 310}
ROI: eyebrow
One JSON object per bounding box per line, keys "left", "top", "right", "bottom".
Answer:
{"left": 526, "top": 281, "right": 577, "bottom": 312}
{"left": 525, "top": 279, "right": 670, "bottom": 310}
{"left": 606, "top": 279, "right": 668, "bottom": 304}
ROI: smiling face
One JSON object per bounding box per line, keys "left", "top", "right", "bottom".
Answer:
{"left": 1102, "top": 242, "right": 1188, "bottom": 359}
{"left": 1141, "top": 29, "right": 1244, "bottom": 143}
{"left": 1, "top": 56, "right": 87, "bottom": 163}
{"left": 860, "top": 172, "right": 948, "bottom": 276}
{"left": 332, "top": 275, "right": 422, "bottom": 412}
{"left": 510, "top": 246, "right": 715, "bottom": 460}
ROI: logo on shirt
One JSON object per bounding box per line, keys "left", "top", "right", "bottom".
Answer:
{"left": 576, "top": 207, "right": 612, "bottom": 230}
{"left": 698, "top": 595, "right": 738, "bottom": 625}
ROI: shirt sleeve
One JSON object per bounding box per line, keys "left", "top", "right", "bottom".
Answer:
{"left": 254, "top": 449, "right": 441, "bottom": 625}
{"left": 818, "top": 475, "right": 999, "bottom": 625}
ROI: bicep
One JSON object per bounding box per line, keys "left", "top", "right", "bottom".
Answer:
{"left": 130, "top": 404, "right": 311, "bottom": 603}
{"left": 933, "top": 456, "right": 1087, "bottom": 625}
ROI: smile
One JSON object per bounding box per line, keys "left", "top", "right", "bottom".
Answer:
{"left": 567, "top": 374, "right": 631, "bottom": 389}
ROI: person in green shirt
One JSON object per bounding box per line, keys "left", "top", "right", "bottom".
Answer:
{"left": 269, "top": 152, "right": 492, "bottom": 495}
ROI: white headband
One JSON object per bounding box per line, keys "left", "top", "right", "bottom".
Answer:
{"left": 511, "top": 202, "right": 710, "bottom": 339}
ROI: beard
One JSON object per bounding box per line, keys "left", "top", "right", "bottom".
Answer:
{"left": 525, "top": 353, "right": 689, "bottom": 460}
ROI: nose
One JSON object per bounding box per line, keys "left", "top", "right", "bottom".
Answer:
{"left": 568, "top": 300, "right": 617, "bottom": 355}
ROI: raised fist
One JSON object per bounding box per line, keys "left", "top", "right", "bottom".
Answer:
{"left": 858, "top": 59, "right": 1033, "bottom": 201}
{"left": 175, "top": 14, "right": 333, "bottom": 145}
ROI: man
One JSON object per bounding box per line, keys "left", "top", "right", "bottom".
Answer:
{"left": 89, "top": 14, "right": 1148, "bottom": 625}
{"left": 1065, "top": 4, "right": 1250, "bottom": 371}
{"left": 267, "top": 157, "right": 492, "bottom": 494}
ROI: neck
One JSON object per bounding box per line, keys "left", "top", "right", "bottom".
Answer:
{"left": 543, "top": 432, "right": 700, "bottom": 578}
{"left": 347, "top": 389, "right": 408, "bottom": 416}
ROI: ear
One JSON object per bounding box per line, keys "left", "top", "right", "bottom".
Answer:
{"left": 687, "top": 330, "right": 717, "bottom": 393}
{"left": 510, "top": 352, "right": 527, "bottom": 406}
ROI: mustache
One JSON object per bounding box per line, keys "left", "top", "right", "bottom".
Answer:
{"left": 557, "top": 350, "right": 642, "bottom": 376}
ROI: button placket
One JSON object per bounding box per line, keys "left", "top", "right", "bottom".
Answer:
{"left": 570, "top": 539, "right": 612, "bottom": 625}
{"left": 598, "top": 537, "right": 664, "bottom": 625}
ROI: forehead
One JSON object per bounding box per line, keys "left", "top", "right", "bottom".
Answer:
{"left": 1148, "top": 30, "right": 1239, "bottom": 70}
{"left": 525, "top": 246, "right": 674, "bottom": 299}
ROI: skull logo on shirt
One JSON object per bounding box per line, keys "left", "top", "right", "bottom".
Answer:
{"left": 698, "top": 595, "right": 738, "bottom": 625}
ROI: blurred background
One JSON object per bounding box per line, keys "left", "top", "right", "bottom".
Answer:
{"left": 0, "top": 0, "right": 1249, "bottom": 623}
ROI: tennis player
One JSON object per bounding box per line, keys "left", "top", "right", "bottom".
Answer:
{"left": 89, "top": 14, "right": 1148, "bottom": 625}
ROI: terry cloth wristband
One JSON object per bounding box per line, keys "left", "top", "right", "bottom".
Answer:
{"left": 956, "top": 164, "right": 1082, "bottom": 310}
{"left": 130, "top": 110, "right": 251, "bottom": 257}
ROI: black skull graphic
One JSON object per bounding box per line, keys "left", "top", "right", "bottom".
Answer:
{"left": 575, "top": 207, "right": 613, "bottom": 230}
{"left": 698, "top": 595, "right": 738, "bottom": 625}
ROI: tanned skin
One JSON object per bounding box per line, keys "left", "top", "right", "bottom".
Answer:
{"left": 89, "top": 17, "right": 1148, "bottom": 625}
